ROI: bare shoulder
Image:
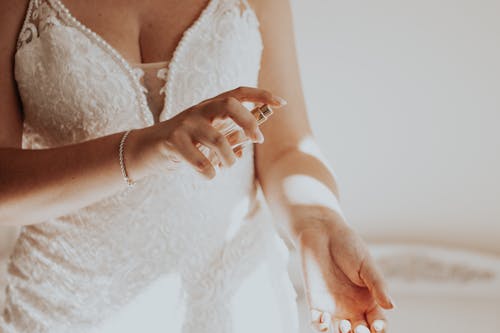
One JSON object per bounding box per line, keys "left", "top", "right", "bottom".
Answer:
{"left": 247, "top": 0, "right": 290, "bottom": 12}
{"left": 0, "top": 0, "right": 30, "bottom": 148}
{"left": 246, "top": 0, "right": 291, "bottom": 22}
{"left": 245, "top": 0, "right": 295, "bottom": 44}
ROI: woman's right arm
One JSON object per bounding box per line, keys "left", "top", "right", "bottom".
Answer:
{"left": 0, "top": 2, "right": 284, "bottom": 227}
{"left": 0, "top": 1, "right": 160, "bottom": 226}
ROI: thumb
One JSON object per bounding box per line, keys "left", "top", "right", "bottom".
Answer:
{"left": 359, "top": 256, "right": 395, "bottom": 310}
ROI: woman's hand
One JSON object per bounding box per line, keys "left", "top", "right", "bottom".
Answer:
{"left": 297, "top": 217, "right": 394, "bottom": 333}
{"left": 128, "top": 86, "right": 286, "bottom": 180}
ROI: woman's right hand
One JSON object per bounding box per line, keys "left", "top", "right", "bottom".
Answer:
{"left": 128, "top": 86, "right": 287, "bottom": 180}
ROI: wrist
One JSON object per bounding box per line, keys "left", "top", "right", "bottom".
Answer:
{"left": 121, "top": 127, "right": 158, "bottom": 182}
{"left": 289, "top": 205, "right": 349, "bottom": 243}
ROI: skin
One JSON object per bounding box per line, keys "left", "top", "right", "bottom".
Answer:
{"left": 0, "top": 0, "right": 394, "bottom": 332}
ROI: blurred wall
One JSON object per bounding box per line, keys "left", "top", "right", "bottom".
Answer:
{"left": 292, "top": 0, "right": 500, "bottom": 254}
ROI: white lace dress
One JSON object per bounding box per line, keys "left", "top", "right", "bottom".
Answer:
{"left": 0, "top": 0, "right": 299, "bottom": 332}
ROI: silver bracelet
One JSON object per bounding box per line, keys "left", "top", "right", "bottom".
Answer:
{"left": 119, "top": 130, "right": 136, "bottom": 188}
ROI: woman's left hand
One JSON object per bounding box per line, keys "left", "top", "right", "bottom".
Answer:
{"left": 296, "top": 218, "right": 395, "bottom": 333}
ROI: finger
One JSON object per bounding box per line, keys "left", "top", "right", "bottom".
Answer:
{"left": 225, "top": 128, "right": 253, "bottom": 147}
{"left": 191, "top": 120, "right": 236, "bottom": 168}
{"left": 311, "top": 321, "right": 331, "bottom": 333}
{"left": 234, "top": 145, "right": 243, "bottom": 158}
{"left": 359, "top": 256, "right": 395, "bottom": 310}
{"left": 320, "top": 311, "right": 332, "bottom": 331}
{"left": 170, "top": 130, "right": 216, "bottom": 179}
{"left": 337, "top": 319, "right": 352, "bottom": 333}
{"left": 310, "top": 309, "right": 332, "bottom": 332}
{"left": 350, "top": 316, "right": 370, "bottom": 333}
{"left": 217, "top": 86, "right": 287, "bottom": 108}
{"left": 211, "top": 97, "right": 264, "bottom": 144}
{"left": 371, "top": 320, "right": 387, "bottom": 333}
{"left": 366, "top": 306, "right": 387, "bottom": 333}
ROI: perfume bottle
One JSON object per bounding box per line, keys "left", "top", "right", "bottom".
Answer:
{"left": 197, "top": 104, "right": 274, "bottom": 167}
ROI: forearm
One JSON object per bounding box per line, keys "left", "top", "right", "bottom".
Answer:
{"left": 257, "top": 142, "right": 347, "bottom": 245}
{"left": 0, "top": 128, "right": 157, "bottom": 226}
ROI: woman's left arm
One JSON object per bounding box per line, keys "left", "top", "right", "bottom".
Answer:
{"left": 250, "top": 0, "right": 395, "bottom": 332}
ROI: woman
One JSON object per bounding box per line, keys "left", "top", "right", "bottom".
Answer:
{"left": 0, "top": 0, "right": 394, "bottom": 332}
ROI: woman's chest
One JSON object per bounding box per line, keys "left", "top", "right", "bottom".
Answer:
{"left": 61, "top": 0, "right": 211, "bottom": 64}
{"left": 14, "top": 0, "right": 263, "bottom": 147}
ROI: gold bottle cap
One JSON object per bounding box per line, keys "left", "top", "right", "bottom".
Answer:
{"left": 259, "top": 104, "right": 273, "bottom": 118}
{"left": 252, "top": 104, "right": 274, "bottom": 125}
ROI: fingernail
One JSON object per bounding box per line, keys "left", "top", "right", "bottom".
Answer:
{"left": 388, "top": 296, "right": 397, "bottom": 309}
{"left": 372, "top": 320, "right": 386, "bottom": 332}
{"left": 318, "top": 323, "right": 330, "bottom": 332}
{"left": 310, "top": 309, "right": 322, "bottom": 322}
{"left": 354, "top": 325, "right": 370, "bottom": 333}
{"left": 339, "top": 320, "right": 352, "bottom": 333}
{"left": 254, "top": 129, "right": 264, "bottom": 143}
{"left": 320, "top": 312, "right": 331, "bottom": 325}
{"left": 272, "top": 95, "right": 287, "bottom": 106}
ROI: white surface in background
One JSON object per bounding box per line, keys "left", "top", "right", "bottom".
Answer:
{"left": 384, "top": 296, "right": 500, "bottom": 332}
{"left": 291, "top": 0, "right": 500, "bottom": 254}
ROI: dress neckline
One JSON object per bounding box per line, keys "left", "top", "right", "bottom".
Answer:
{"left": 48, "top": 0, "right": 219, "bottom": 125}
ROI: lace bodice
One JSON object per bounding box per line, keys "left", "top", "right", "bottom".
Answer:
{"left": 131, "top": 61, "right": 170, "bottom": 122}
{"left": 1, "top": 0, "right": 298, "bottom": 332}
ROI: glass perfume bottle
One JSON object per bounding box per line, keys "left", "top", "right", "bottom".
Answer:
{"left": 197, "top": 104, "right": 274, "bottom": 167}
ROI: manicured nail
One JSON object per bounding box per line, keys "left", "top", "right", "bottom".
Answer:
{"left": 272, "top": 95, "right": 287, "bottom": 106}
{"left": 254, "top": 129, "right": 264, "bottom": 143}
{"left": 310, "top": 309, "right": 322, "bottom": 322}
{"left": 320, "top": 312, "right": 331, "bottom": 325}
{"left": 318, "top": 323, "right": 330, "bottom": 332}
{"left": 354, "top": 324, "right": 370, "bottom": 333}
{"left": 388, "top": 296, "right": 396, "bottom": 309}
{"left": 372, "top": 320, "right": 386, "bottom": 332}
{"left": 339, "top": 320, "right": 351, "bottom": 333}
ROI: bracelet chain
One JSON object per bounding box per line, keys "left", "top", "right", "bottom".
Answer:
{"left": 119, "top": 130, "right": 135, "bottom": 188}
